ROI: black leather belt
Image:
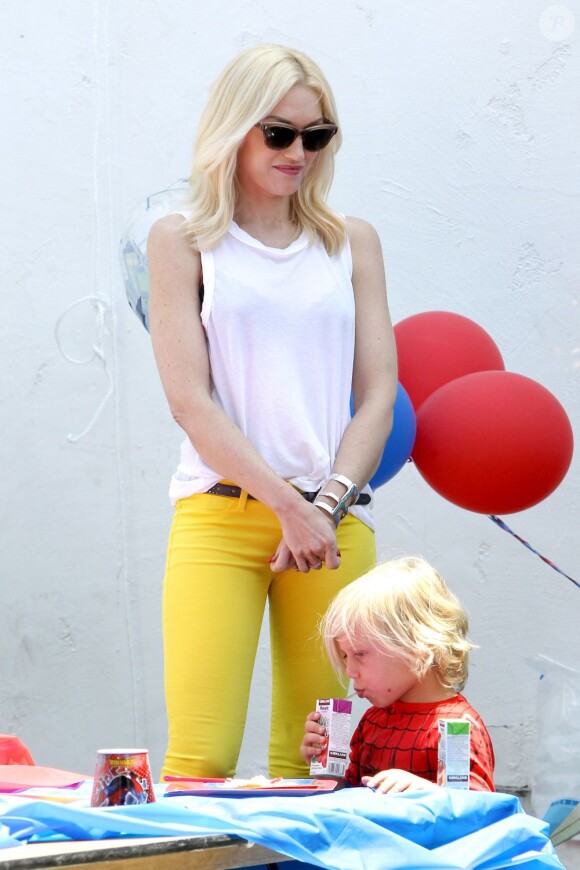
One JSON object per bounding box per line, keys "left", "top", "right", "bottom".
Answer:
{"left": 205, "top": 482, "right": 371, "bottom": 505}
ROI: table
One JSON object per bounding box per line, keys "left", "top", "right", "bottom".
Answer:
{"left": 0, "top": 834, "right": 292, "bottom": 869}
{"left": 0, "top": 787, "right": 565, "bottom": 869}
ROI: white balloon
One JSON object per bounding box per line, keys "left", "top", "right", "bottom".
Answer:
{"left": 120, "top": 179, "right": 189, "bottom": 331}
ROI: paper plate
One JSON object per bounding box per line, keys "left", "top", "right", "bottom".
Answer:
{"left": 164, "top": 778, "right": 338, "bottom": 798}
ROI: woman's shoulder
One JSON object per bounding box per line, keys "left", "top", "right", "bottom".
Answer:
{"left": 148, "top": 212, "right": 188, "bottom": 240}
{"left": 344, "top": 216, "right": 382, "bottom": 259}
{"left": 343, "top": 217, "right": 384, "bottom": 284}
{"left": 344, "top": 215, "right": 380, "bottom": 242}
{"left": 148, "top": 214, "right": 199, "bottom": 259}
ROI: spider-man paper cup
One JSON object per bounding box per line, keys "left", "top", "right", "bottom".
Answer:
{"left": 90, "top": 748, "right": 155, "bottom": 806}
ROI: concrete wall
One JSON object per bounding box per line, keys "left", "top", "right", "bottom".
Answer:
{"left": 1, "top": 0, "right": 578, "bottom": 797}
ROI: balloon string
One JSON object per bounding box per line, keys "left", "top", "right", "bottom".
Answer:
{"left": 489, "top": 515, "right": 579, "bottom": 590}
{"left": 54, "top": 295, "right": 113, "bottom": 442}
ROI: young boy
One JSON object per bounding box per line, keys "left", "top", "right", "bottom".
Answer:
{"left": 300, "top": 556, "right": 495, "bottom": 793}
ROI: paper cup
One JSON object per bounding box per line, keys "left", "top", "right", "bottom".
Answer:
{"left": 90, "top": 748, "right": 155, "bottom": 806}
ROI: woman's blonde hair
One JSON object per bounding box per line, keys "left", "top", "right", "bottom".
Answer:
{"left": 184, "top": 44, "right": 345, "bottom": 254}
{"left": 320, "top": 556, "right": 475, "bottom": 692}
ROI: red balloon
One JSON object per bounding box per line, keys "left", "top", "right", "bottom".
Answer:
{"left": 412, "top": 371, "right": 574, "bottom": 514}
{"left": 394, "top": 311, "right": 505, "bottom": 411}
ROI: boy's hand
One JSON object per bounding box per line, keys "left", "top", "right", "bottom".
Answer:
{"left": 362, "top": 769, "right": 438, "bottom": 794}
{"left": 300, "top": 711, "right": 327, "bottom": 763}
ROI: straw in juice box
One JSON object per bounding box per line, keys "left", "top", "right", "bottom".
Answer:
{"left": 310, "top": 698, "right": 352, "bottom": 777}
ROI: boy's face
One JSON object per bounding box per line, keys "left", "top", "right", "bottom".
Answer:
{"left": 337, "top": 633, "right": 423, "bottom": 708}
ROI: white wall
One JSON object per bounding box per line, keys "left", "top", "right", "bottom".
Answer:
{"left": 1, "top": 0, "right": 578, "bottom": 795}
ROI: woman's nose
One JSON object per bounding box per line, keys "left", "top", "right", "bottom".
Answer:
{"left": 284, "top": 135, "right": 305, "bottom": 159}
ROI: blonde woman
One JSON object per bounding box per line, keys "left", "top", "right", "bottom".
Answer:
{"left": 148, "top": 44, "right": 397, "bottom": 779}
{"left": 300, "top": 556, "right": 495, "bottom": 791}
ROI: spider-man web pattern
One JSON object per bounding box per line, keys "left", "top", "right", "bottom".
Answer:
{"left": 345, "top": 694, "right": 495, "bottom": 791}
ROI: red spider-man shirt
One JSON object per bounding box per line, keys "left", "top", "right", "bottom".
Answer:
{"left": 345, "top": 694, "right": 495, "bottom": 791}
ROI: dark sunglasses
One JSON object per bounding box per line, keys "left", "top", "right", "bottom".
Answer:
{"left": 255, "top": 121, "right": 338, "bottom": 152}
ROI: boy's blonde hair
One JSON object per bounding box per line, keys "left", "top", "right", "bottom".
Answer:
{"left": 321, "top": 556, "right": 475, "bottom": 692}
{"left": 184, "top": 44, "right": 346, "bottom": 254}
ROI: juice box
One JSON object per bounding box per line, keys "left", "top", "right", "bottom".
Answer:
{"left": 437, "top": 719, "right": 470, "bottom": 789}
{"left": 310, "top": 698, "right": 352, "bottom": 777}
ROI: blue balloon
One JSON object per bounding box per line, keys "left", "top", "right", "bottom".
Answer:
{"left": 351, "top": 383, "right": 416, "bottom": 490}
{"left": 371, "top": 383, "right": 416, "bottom": 488}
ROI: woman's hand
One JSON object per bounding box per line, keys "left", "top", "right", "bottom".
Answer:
{"left": 361, "top": 769, "right": 438, "bottom": 794}
{"left": 270, "top": 503, "right": 340, "bottom": 573}
{"left": 300, "top": 712, "right": 327, "bottom": 763}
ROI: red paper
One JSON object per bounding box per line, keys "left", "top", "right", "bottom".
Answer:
{"left": 0, "top": 734, "right": 35, "bottom": 766}
{"left": 0, "top": 764, "right": 90, "bottom": 792}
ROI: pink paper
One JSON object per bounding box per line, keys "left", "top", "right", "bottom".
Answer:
{"left": 0, "top": 764, "right": 90, "bottom": 792}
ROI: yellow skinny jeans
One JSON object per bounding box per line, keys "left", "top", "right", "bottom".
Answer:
{"left": 161, "top": 488, "right": 375, "bottom": 780}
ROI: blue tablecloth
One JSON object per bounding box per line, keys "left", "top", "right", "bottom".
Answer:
{"left": 0, "top": 787, "right": 564, "bottom": 869}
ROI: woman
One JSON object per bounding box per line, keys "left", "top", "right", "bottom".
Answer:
{"left": 148, "top": 44, "right": 397, "bottom": 779}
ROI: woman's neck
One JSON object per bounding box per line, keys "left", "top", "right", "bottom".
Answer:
{"left": 234, "top": 200, "right": 300, "bottom": 249}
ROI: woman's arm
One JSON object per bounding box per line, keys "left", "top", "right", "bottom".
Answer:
{"left": 312, "top": 215, "right": 398, "bottom": 514}
{"left": 148, "top": 214, "right": 340, "bottom": 572}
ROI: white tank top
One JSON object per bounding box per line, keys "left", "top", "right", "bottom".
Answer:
{"left": 168, "top": 218, "right": 373, "bottom": 529}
